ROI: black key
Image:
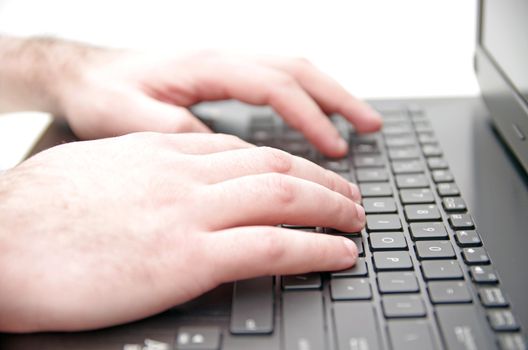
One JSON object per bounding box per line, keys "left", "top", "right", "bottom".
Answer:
{"left": 404, "top": 204, "right": 441, "bottom": 221}
{"left": 331, "top": 257, "right": 368, "bottom": 277}
{"left": 366, "top": 214, "right": 402, "bottom": 231}
{"left": 400, "top": 188, "right": 435, "bottom": 204}
{"left": 428, "top": 281, "right": 472, "bottom": 303}
{"left": 409, "top": 222, "right": 448, "bottom": 240}
{"left": 432, "top": 169, "right": 454, "bottom": 183}
{"left": 479, "top": 287, "right": 509, "bottom": 307}
{"left": 422, "top": 144, "right": 443, "bottom": 157}
{"left": 331, "top": 278, "right": 372, "bottom": 300}
{"left": 415, "top": 241, "right": 455, "bottom": 259}
{"left": 436, "top": 305, "right": 495, "bottom": 350}
{"left": 231, "top": 277, "right": 274, "bottom": 334}
{"left": 177, "top": 326, "right": 221, "bottom": 350}
{"left": 455, "top": 230, "right": 482, "bottom": 247}
{"left": 377, "top": 271, "right": 419, "bottom": 293}
{"left": 389, "top": 146, "right": 420, "bottom": 160}
{"left": 319, "top": 158, "right": 349, "bottom": 172}
{"left": 351, "top": 140, "right": 379, "bottom": 154}
{"left": 353, "top": 155, "right": 384, "bottom": 168}
{"left": 469, "top": 265, "right": 498, "bottom": 283}
{"left": 282, "top": 273, "right": 321, "bottom": 290}
{"left": 437, "top": 183, "right": 460, "bottom": 196}
{"left": 388, "top": 320, "right": 437, "bottom": 349}
{"left": 395, "top": 174, "right": 429, "bottom": 188}
{"left": 362, "top": 197, "right": 397, "bottom": 214}
{"left": 383, "top": 124, "right": 413, "bottom": 136}
{"left": 462, "top": 247, "right": 490, "bottom": 264}
{"left": 449, "top": 213, "right": 475, "bottom": 229}
{"left": 391, "top": 159, "right": 424, "bottom": 174}
{"left": 360, "top": 183, "right": 393, "bottom": 197}
{"left": 418, "top": 132, "right": 437, "bottom": 144}
{"left": 333, "top": 302, "right": 382, "bottom": 350}
{"left": 385, "top": 136, "right": 416, "bottom": 147}
{"left": 373, "top": 251, "right": 413, "bottom": 270}
{"left": 427, "top": 157, "right": 449, "bottom": 170}
{"left": 442, "top": 197, "right": 467, "bottom": 212}
{"left": 498, "top": 333, "right": 527, "bottom": 350}
{"left": 369, "top": 232, "right": 407, "bottom": 250}
{"left": 383, "top": 295, "right": 426, "bottom": 318}
{"left": 356, "top": 168, "right": 388, "bottom": 182}
{"left": 348, "top": 235, "right": 365, "bottom": 257}
{"left": 488, "top": 310, "right": 520, "bottom": 331}
{"left": 421, "top": 260, "right": 463, "bottom": 280}
{"left": 282, "top": 291, "right": 325, "bottom": 350}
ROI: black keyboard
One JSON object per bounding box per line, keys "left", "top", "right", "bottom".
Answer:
{"left": 196, "top": 106, "right": 526, "bottom": 350}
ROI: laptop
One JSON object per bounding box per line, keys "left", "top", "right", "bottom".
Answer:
{"left": 1, "top": 0, "right": 526, "bottom": 349}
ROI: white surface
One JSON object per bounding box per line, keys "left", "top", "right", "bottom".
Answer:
{"left": 0, "top": 0, "right": 479, "bottom": 169}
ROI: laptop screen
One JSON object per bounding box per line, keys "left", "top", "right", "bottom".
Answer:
{"left": 482, "top": 0, "right": 528, "bottom": 104}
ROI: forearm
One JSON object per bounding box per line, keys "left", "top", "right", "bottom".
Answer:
{"left": 0, "top": 36, "right": 106, "bottom": 115}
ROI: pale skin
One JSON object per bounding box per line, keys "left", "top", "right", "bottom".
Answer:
{"left": 0, "top": 36, "right": 382, "bottom": 332}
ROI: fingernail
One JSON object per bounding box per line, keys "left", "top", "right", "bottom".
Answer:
{"left": 349, "top": 183, "right": 362, "bottom": 204}
{"left": 342, "top": 237, "right": 358, "bottom": 260}
{"left": 336, "top": 138, "right": 348, "bottom": 154}
{"left": 355, "top": 203, "right": 366, "bottom": 226}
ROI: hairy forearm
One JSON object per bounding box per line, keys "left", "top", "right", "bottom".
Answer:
{"left": 0, "top": 36, "right": 107, "bottom": 115}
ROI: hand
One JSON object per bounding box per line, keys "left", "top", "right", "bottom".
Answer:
{"left": 0, "top": 133, "right": 364, "bottom": 332}
{"left": 57, "top": 48, "right": 382, "bottom": 157}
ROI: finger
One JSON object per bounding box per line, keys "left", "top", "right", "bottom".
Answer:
{"left": 200, "top": 173, "right": 365, "bottom": 232}
{"left": 205, "top": 226, "right": 358, "bottom": 283}
{"left": 254, "top": 56, "right": 383, "bottom": 133}
{"left": 190, "top": 60, "right": 349, "bottom": 157}
{"left": 123, "top": 93, "right": 213, "bottom": 134}
{"left": 199, "top": 146, "right": 361, "bottom": 202}
{"left": 154, "top": 133, "right": 255, "bottom": 155}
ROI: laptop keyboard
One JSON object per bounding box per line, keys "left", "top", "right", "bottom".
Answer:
{"left": 212, "top": 106, "right": 526, "bottom": 350}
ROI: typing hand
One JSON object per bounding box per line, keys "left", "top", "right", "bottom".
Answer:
{"left": 58, "top": 48, "right": 382, "bottom": 157}
{"left": 0, "top": 133, "right": 364, "bottom": 332}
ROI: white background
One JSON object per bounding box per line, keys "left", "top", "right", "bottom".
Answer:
{"left": 0, "top": 0, "right": 479, "bottom": 169}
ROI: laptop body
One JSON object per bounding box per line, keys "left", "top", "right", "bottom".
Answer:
{"left": 1, "top": 0, "right": 527, "bottom": 349}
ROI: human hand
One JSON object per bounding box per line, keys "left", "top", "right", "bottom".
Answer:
{"left": 0, "top": 132, "right": 364, "bottom": 332}
{"left": 56, "top": 47, "right": 382, "bottom": 157}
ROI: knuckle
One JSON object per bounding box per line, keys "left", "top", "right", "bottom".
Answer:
{"left": 259, "top": 230, "right": 287, "bottom": 263}
{"left": 323, "top": 169, "right": 339, "bottom": 193}
{"left": 260, "top": 147, "right": 293, "bottom": 174}
{"left": 264, "top": 173, "right": 297, "bottom": 205}
{"left": 271, "top": 73, "right": 297, "bottom": 92}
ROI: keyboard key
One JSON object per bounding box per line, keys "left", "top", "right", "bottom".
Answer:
{"left": 351, "top": 140, "right": 379, "bottom": 154}
{"left": 231, "top": 277, "right": 274, "bottom": 334}
{"left": 409, "top": 222, "right": 448, "bottom": 240}
{"left": 421, "top": 260, "right": 463, "bottom": 280}
{"left": 383, "top": 295, "right": 426, "bottom": 318}
{"left": 469, "top": 265, "right": 498, "bottom": 283}
{"left": 353, "top": 155, "right": 384, "bottom": 168}
{"left": 395, "top": 174, "right": 429, "bottom": 188}
{"left": 359, "top": 183, "right": 393, "bottom": 197}
{"left": 449, "top": 214, "right": 475, "bottom": 229}
{"left": 418, "top": 132, "right": 437, "bottom": 144}
{"left": 455, "top": 230, "right": 482, "bottom": 247}
{"left": 442, "top": 197, "right": 467, "bottom": 212}
{"left": 428, "top": 281, "right": 472, "bottom": 304}
{"left": 488, "top": 310, "right": 520, "bottom": 331}
{"left": 366, "top": 214, "right": 402, "bottom": 231}
{"left": 362, "top": 197, "right": 397, "bottom": 214}
{"left": 389, "top": 146, "right": 420, "bottom": 160}
{"left": 331, "top": 278, "right": 372, "bottom": 300}
{"left": 414, "top": 121, "right": 434, "bottom": 133}
{"left": 385, "top": 136, "right": 416, "bottom": 147}
{"left": 319, "top": 158, "right": 349, "bottom": 172}
{"left": 462, "top": 247, "right": 490, "bottom": 264}
{"left": 331, "top": 258, "right": 368, "bottom": 277}
{"left": 383, "top": 124, "right": 413, "bottom": 136}
{"left": 177, "top": 326, "right": 221, "bottom": 350}
{"left": 432, "top": 169, "right": 454, "bottom": 183}
{"left": 422, "top": 144, "right": 443, "bottom": 157}
{"left": 387, "top": 320, "right": 437, "bottom": 349}
{"left": 498, "top": 333, "right": 527, "bottom": 350}
{"left": 347, "top": 236, "right": 364, "bottom": 257}
{"left": 377, "top": 272, "right": 419, "bottom": 293}
{"left": 436, "top": 305, "right": 495, "bottom": 350}
{"left": 479, "top": 287, "right": 509, "bottom": 307}
{"left": 404, "top": 204, "right": 441, "bottom": 221}
{"left": 369, "top": 232, "right": 407, "bottom": 250}
{"left": 356, "top": 168, "right": 388, "bottom": 182}
{"left": 282, "top": 291, "right": 325, "bottom": 350}
{"left": 437, "top": 183, "right": 460, "bottom": 196}
{"left": 373, "top": 251, "right": 413, "bottom": 271}
{"left": 427, "top": 157, "right": 449, "bottom": 170}
{"left": 416, "top": 241, "right": 455, "bottom": 259}
{"left": 282, "top": 273, "right": 321, "bottom": 290}
{"left": 400, "top": 188, "right": 435, "bottom": 204}
{"left": 391, "top": 160, "right": 424, "bottom": 174}
{"left": 333, "top": 303, "right": 382, "bottom": 350}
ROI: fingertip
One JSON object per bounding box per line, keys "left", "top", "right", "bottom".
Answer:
{"left": 354, "top": 203, "right": 366, "bottom": 228}
{"left": 349, "top": 183, "right": 362, "bottom": 204}
{"left": 342, "top": 237, "right": 358, "bottom": 263}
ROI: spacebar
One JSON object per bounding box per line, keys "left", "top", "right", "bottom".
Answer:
{"left": 283, "top": 291, "right": 325, "bottom": 350}
{"left": 333, "top": 302, "right": 383, "bottom": 350}
{"left": 230, "top": 277, "right": 274, "bottom": 334}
